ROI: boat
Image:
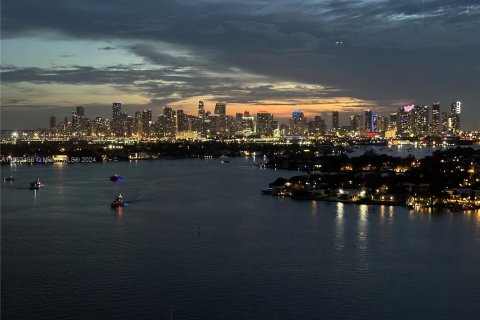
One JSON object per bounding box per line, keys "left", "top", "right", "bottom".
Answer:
{"left": 220, "top": 155, "right": 229, "bottom": 163}
{"left": 29, "top": 179, "right": 42, "bottom": 190}
{"left": 3, "top": 176, "right": 14, "bottom": 182}
{"left": 111, "top": 194, "right": 126, "bottom": 208}
{"left": 261, "top": 187, "right": 282, "bottom": 196}
{"left": 110, "top": 174, "right": 123, "bottom": 182}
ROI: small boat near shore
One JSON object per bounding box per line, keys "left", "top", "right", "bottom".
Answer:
{"left": 220, "top": 155, "right": 230, "bottom": 163}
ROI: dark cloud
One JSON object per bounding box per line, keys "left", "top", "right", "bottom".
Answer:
{"left": 1, "top": 0, "right": 480, "bottom": 128}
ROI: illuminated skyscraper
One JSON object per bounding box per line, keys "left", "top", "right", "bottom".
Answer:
{"left": 413, "top": 105, "right": 429, "bottom": 135}
{"left": 373, "top": 115, "right": 388, "bottom": 133}
{"left": 389, "top": 112, "right": 397, "bottom": 130}
{"left": 159, "top": 106, "right": 175, "bottom": 137}
{"left": 450, "top": 101, "right": 461, "bottom": 133}
{"left": 241, "top": 111, "right": 254, "bottom": 136}
{"left": 112, "top": 102, "right": 122, "bottom": 136}
{"left": 134, "top": 111, "right": 143, "bottom": 135}
{"left": 290, "top": 110, "right": 306, "bottom": 136}
{"left": 176, "top": 109, "right": 188, "bottom": 132}
{"left": 397, "top": 104, "right": 414, "bottom": 136}
{"left": 126, "top": 115, "right": 134, "bottom": 137}
{"left": 441, "top": 112, "right": 449, "bottom": 133}
{"left": 142, "top": 108, "right": 152, "bottom": 137}
{"left": 256, "top": 112, "right": 274, "bottom": 137}
{"left": 350, "top": 114, "right": 363, "bottom": 133}
{"left": 198, "top": 101, "right": 205, "bottom": 119}
{"left": 72, "top": 106, "right": 86, "bottom": 133}
{"left": 365, "top": 110, "right": 373, "bottom": 133}
{"left": 431, "top": 102, "right": 440, "bottom": 134}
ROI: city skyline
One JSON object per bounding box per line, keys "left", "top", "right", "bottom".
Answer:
{"left": 1, "top": 1, "right": 480, "bottom": 130}
{"left": 33, "top": 100, "right": 466, "bottom": 141}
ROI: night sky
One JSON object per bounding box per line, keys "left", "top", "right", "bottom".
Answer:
{"left": 1, "top": 0, "right": 479, "bottom": 129}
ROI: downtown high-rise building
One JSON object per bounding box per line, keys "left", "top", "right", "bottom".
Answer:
{"left": 450, "top": 101, "right": 461, "bottom": 133}
{"left": 125, "top": 115, "right": 134, "bottom": 137}
{"left": 241, "top": 111, "right": 254, "bottom": 136}
{"left": 308, "top": 116, "right": 326, "bottom": 135}
{"left": 365, "top": 110, "right": 373, "bottom": 133}
{"left": 374, "top": 115, "right": 388, "bottom": 133}
{"left": 198, "top": 101, "right": 205, "bottom": 119}
{"left": 332, "top": 111, "right": 339, "bottom": 130}
{"left": 413, "top": 105, "right": 429, "bottom": 135}
{"left": 441, "top": 112, "right": 449, "bottom": 133}
{"left": 397, "top": 104, "right": 414, "bottom": 136}
{"left": 214, "top": 102, "right": 226, "bottom": 116}
{"left": 175, "top": 109, "right": 188, "bottom": 132}
{"left": 389, "top": 112, "right": 397, "bottom": 130}
{"left": 72, "top": 105, "right": 86, "bottom": 133}
{"left": 350, "top": 114, "right": 363, "bottom": 133}
{"left": 289, "top": 110, "right": 307, "bottom": 136}
{"left": 134, "top": 111, "right": 143, "bottom": 135}
{"left": 234, "top": 113, "right": 243, "bottom": 134}
{"left": 142, "top": 108, "right": 152, "bottom": 137}
{"left": 112, "top": 102, "right": 122, "bottom": 136}
{"left": 50, "top": 116, "right": 56, "bottom": 129}
{"left": 159, "top": 107, "right": 175, "bottom": 137}
{"left": 256, "top": 112, "right": 274, "bottom": 137}
{"left": 430, "top": 102, "right": 440, "bottom": 134}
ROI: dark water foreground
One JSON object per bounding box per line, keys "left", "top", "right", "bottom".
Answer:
{"left": 2, "top": 159, "right": 480, "bottom": 320}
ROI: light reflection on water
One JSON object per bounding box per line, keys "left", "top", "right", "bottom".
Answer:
{"left": 357, "top": 205, "right": 369, "bottom": 273}
{"left": 334, "top": 202, "right": 344, "bottom": 251}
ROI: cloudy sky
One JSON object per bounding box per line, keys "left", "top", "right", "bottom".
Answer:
{"left": 1, "top": 0, "right": 479, "bottom": 129}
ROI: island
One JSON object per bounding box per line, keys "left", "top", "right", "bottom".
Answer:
{"left": 261, "top": 147, "right": 480, "bottom": 211}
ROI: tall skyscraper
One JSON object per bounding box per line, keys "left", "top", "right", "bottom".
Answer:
{"left": 389, "top": 112, "right": 397, "bottom": 130}
{"left": 431, "top": 102, "right": 440, "bottom": 134}
{"left": 50, "top": 116, "right": 56, "bottom": 129}
{"left": 397, "top": 104, "right": 414, "bottom": 136}
{"left": 142, "top": 108, "right": 152, "bottom": 137}
{"left": 256, "top": 112, "right": 274, "bottom": 137}
{"left": 441, "top": 112, "right": 449, "bottom": 133}
{"left": 242, "top": 111, "right": 255, "bottom": 135}
{"left": 198, "top": 101, "right": 205, "bottom": 119}
{"left": 175, "top": 109, "right": 188, "bottom": 132}
{"left": 413, "top": 105, "right": 429, "bottom": 135}
{"left": 350, "top": 114, "right": 363, "bottom": 133}
{"left": 134, "top": 111, "right": 143, "bottom": 135}
{"left": 76, "top": 105, "right": 85, "bottom": 117}
{"left": 450, "top": 101, "right": 461, "bottom": 133}
{"left": 309, "top": 115, "right": 326, "bottom": 135}
{"left": 125, "top": 115, "right": 134, "bottom": 137}
{"left": 234, "top": 113, "right": 243, "bottom": 134}
{"left": 365, "top": 110, "right": 373, "bottom": 133}
{"left": 159, "top": 106, "right": 175, "bottom": 137}
{"left": 374, "top": 115, "right": 388, "bottom": 133}
{"left": 214, "top": 102, "right": 226, "bottom": 116}
{"left": 332, "top": 111, "right": 339, "bottom": 130}
{"left": 112, "top": 102, "right": 122, "bottom": 136}
{"left": 290, "top": 111, "right": 306, "bottom": 136}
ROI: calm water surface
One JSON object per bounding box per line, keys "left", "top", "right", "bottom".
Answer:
{"left": 2, "top": 158, "right": 480, "bottom": 320}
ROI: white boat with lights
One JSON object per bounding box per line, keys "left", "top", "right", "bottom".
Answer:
{"left": 111, "top": 194, "right": 126, "bottom": 208}
{"left": 29, "top": 179, "right": 43, "bottom": 190}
